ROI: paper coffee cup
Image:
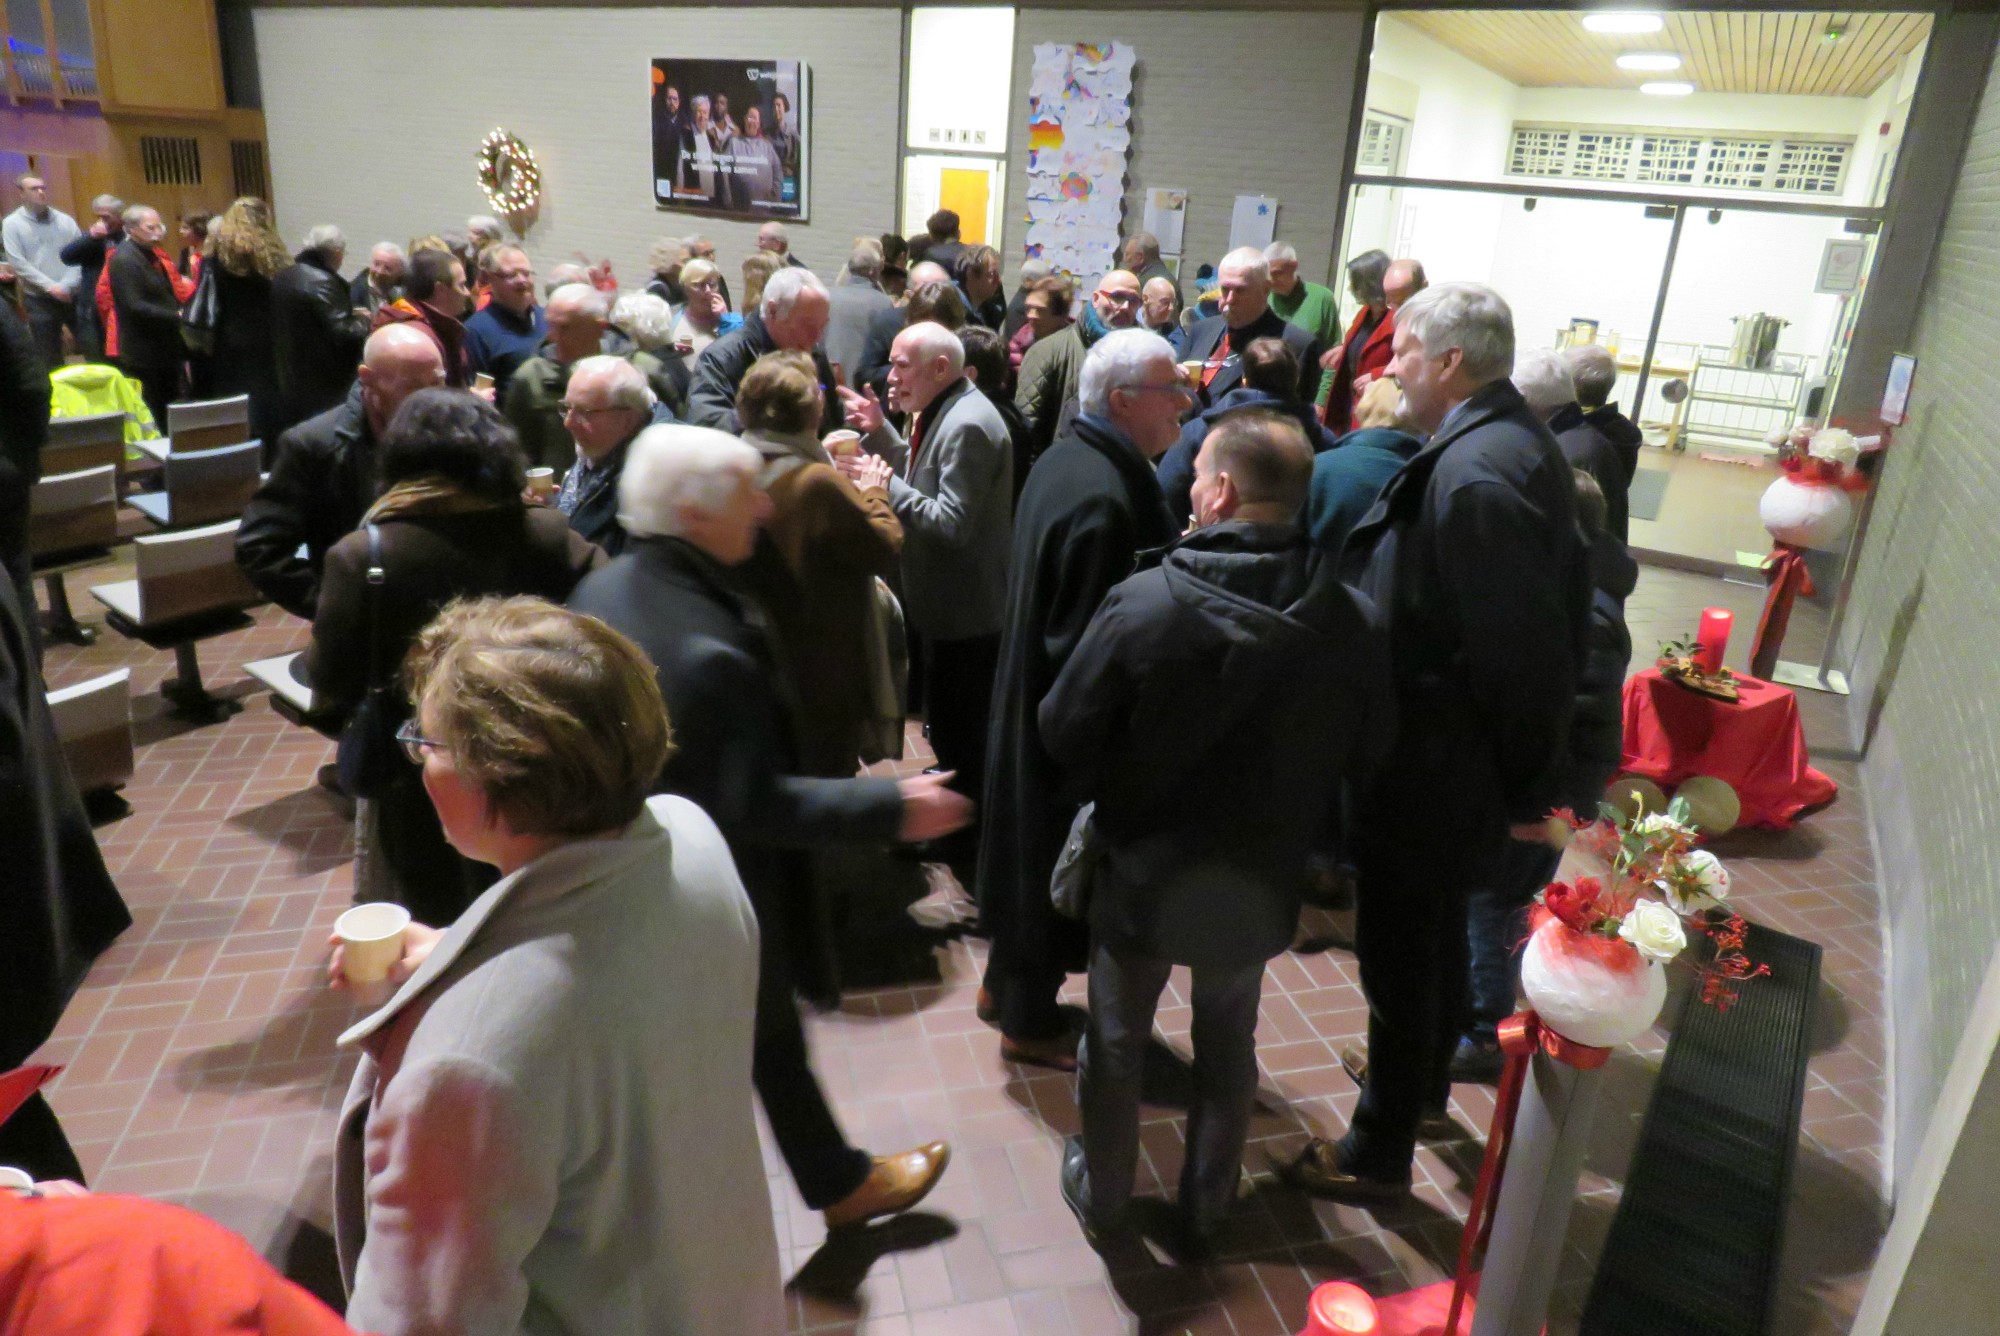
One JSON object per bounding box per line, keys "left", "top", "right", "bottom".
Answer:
{"left": 335, "top": 903, "right": 412, "bottom": 985}
{"left": 822, "top": 430, "right": 862, "bottom": 457}
{"left": 0, "top": 1166, "right": 36, "bottom": 1195}
{"left": 473, "top": 371, "right": 495, "bottom": 392}
{"left": 525, "top": 467, "right": 557, "bottom": 501}
{"left": 1178, "top": 360, "right": 1204, "bottom": 388}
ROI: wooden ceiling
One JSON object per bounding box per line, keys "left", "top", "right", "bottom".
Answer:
{"left": 1391, "top": 10, "right": 1931, "bottom": 98}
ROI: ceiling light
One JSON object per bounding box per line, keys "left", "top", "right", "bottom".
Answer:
{"left": 1582, "top": 12, "right": 1665, "bottom": 35}
{"left": 1641, "top": 80, "right": 1696, "bottom": 96}
{"left": 1616, "top": 52, "right": 1683, "bottom": 72}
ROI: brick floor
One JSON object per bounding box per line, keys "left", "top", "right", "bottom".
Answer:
{"left": 29, "top": 556, "right": 1883, "bottom": 1334}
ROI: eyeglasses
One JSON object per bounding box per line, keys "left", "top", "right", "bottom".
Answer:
{"left": 560, "top": 402, "right": 622, "bottom": 419}
{"left": 1119, "top": 381, "right": 1193, "bottom": 401}
{"left": 394, "top": 718, "right": 447, "bottom": 766}
{"left": 1098, "top": 290, "right": 1142, "bottom": 306}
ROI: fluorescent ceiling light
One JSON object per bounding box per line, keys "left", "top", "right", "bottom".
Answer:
{"left": 1616, "top": 52, "right": 1683, "bottom": 72}
{"left": 1641, "top": 80, "right": 1696, "bottom": 96}
{"left": 1583, "top": 12, "right": 1665, "bottom": 35}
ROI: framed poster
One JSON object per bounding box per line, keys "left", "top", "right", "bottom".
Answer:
{"left": 1814, "top": 238, "right": 1868, "bottom": 295}
{"left": 1880, "top": 352, "right": 1916, "bottom": 426}
{"left": 652, "top": 58, "right": 808, "bottom": 219}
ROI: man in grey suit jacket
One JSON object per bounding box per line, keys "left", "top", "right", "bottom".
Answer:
{"left": 840, "top": 322, "right": 1012, "bottom": 875}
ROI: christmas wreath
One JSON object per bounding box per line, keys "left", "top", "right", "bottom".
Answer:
{"left": 476, "top": 128, "right": 541, "bottom": 216}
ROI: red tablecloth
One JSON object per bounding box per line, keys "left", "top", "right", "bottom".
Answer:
{"left": 1620, "top": 669, "right": 1837, "bottom": 830}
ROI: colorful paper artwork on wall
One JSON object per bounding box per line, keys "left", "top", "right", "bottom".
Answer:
{"left": 1023, "top": 41, "right": 1136, "bottom": 292}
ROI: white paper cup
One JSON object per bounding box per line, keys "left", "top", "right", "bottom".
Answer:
{"left": 0, "top": 1166, "right": 37, "bottom": 1195}
{"left": 525, "top": 467, "right": 557, "bottom": 501}
{"left": 335, "top": 903, "right": 412, "bottom": 986}
{"left": 822, "top": 429, "right": 862, "bottom": 457}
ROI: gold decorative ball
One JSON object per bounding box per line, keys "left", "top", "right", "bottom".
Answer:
{"left": 1603, "top": 775, "right": 1668, "bottom": 822}
{"left": 1674, "top": 776, "right": 1741, "bottom": 836}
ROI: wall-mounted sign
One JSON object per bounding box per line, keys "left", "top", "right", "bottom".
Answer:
{"left": 1814, "top": 237, "right": 1868, "bottom": 295}
{"left": 652, "top": 58, "right": 809, "bottom": 220}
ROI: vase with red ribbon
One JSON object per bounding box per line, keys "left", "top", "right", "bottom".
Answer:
{"left": 1751, "top": 426, "right": 1872, "bottom": 677}
{"left": 1519, "top": 902, "right": 1671, "bottom": 1048}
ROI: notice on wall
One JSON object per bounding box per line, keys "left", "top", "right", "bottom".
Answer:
{"left": 1142, "top": 187, "right": 1187, "bottom": 258}
{"left": 1022, "top": 41, "right": 1137, "bottom": 288}
{"left": 1229, "top": 194, "right": 1278, "bottom": 252}
{"left": 652, "top": 58, "right": 809, "bottom": 220}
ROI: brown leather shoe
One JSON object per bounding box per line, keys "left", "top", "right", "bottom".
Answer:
{"left": 823, "top": 1142, "right": 951, "bottom": 1230}
{"left": 1000, "top": 1030, "right": 1078, "bottom": 1072}
{"left": 1272, "top": 1139, "right": 1411, "bottom": 1202}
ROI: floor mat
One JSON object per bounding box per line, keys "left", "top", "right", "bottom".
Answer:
{"left": 1629, "top": 467, "right": 1671, "bottom": 522}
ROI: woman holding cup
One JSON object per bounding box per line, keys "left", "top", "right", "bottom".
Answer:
{"left": 327, "top": 596, "right": 782, "bottom": 1336}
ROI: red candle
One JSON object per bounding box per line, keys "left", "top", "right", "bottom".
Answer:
{"left": 1696, "top": 607, "right": 1733, "bottom": 674}
{"left": 1300, "top": 1282, "right": 1380, "bottom": 1335}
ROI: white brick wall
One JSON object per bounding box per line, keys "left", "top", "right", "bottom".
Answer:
{"left": 1842, "top": 44, "right": 2000, "bottom": 1184}
{"left": 252, "top": 6, "right": 903, "bottom": 284}
{"left": 1002, "top": 9, "right": 1367, "bottom": 290}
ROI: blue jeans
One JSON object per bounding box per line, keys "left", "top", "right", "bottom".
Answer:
{"left": 1464, "top": 841, "right": 1563, "bottom": 1044}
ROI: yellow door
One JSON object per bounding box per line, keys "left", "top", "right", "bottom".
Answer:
{"left": 939, "top": 168, "right": 990, "bottom": 245}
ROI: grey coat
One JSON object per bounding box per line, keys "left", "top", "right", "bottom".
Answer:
{"left": 334, "top": 795, "right": 783, "bottom": 1336}
{"left": 864, "top": 379, "right": 1013, "bottom": 640}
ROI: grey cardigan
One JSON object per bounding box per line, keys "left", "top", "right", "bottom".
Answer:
{"left": 866, "top": 380, "right": 1013, "bottom": 640}
{"left": 334, "top": 795, "right": 783, "bottom": 1336}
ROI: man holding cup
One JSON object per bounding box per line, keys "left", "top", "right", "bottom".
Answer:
{"left": 549, "top": 356, "right": 656, "bottom": 557}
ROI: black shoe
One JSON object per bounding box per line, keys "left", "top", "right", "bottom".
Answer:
{"left": 1272, "top": 1138, "right": 1411, "bottom": 1202}
{"left": 1447, "top": 1036, "right": 1506, "bottom": 1085}
{"left": 1340, "top": 1045, "right": 1455, "bottom": 1139}
{"left": 1060, "top": 1136, "right": 1120, "bottom": 1245}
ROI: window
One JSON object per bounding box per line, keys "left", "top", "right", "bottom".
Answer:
{"left": 1633, "top": 134, "right": 1702, "bottom": 185}
{"left": 1508, "top": 123, "right": 1850, "bottom": 196}
{"left": 1774, "top": 141, "right": 1849, "bottom": 196}
{"left": 1703, "top": 138, "right": 1772, "bottom": 190}
{"left": 1357, "top": 113, "right": 1410, "bottom": 175}
{"left": 1508, "top": 126, "right": 1570, "bottom": 178}
{"left": 1569, "top": 131, "right": 1635, "bottom": 181}
{"left": 140, "top": 136, "right": 203, "bottom": 187}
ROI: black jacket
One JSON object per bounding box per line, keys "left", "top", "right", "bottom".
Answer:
{"left": 1155, "top": 386, "right": 1341, "bottom": 529}
{"left": 273, "top": 248, "right": 367, "bottom": 435}
{"left": 852, "top": 303, "right": 905, "bottom": 398}
{"left": 58, "top": 228, "right": 120, "bottom": 306}
{"left": 974, "top": 415, "right": 1178, "bottom": 982}
{"left": 0, "top": 300, "right": 48, "bottom": 479}
{"left": 1550, "top": 401, "right": 1631, "bottom": 542}
{"left": 1342, "top": 379, "right": 1591, "bottom": 852}
{"left": 685, "top": 310, "right": 844, "bottom": 435}
{"left": 566, "top": 537, "right": 903, "bottom": 1003}
{"left": 1584, "top": 403, "right": 1643, "bottom": 483}
{"left": 235, "top": 384, "right": 378, "bottom": 619}
{"left": 1569, "top": 531, "right": 1636, "bottom": 810}
{"left": 1180, "top": 307, "right": 1323, "bottom": 411}
{"left": 560, "top": 437, "right": 633, "bottom": 558}
{"left": 1041, "top": 522, "right": 1390, "bottom": 969}
{"left": 206, "top": 265, "right": 282, "bottom": 444}
{"left": 107, "top": 237, "right": 184, "bottom": 371}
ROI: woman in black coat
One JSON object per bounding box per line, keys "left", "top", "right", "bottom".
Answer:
{"left": 201, "top": 198, "right": 289, "bottom": 449}
{"left": 308, "top": 389, "right": 604, "bottom": 924}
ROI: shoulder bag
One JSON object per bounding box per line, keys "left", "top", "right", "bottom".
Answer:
{"left": 180, "top": 259, "right": 219, "bottom": 355}
{"left": 335, "top": 525, "right": 405, "bottom": 799}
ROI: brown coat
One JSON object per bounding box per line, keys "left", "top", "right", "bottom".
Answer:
{"left": 738, "top": 428, "right": 902, "bottom": 776}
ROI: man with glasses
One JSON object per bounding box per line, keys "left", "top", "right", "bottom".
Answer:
{"left": 1014, "top": 268, "right": 1144, "bottom": 456}
{"left": 1180, "top": 246, "right": 1324, "bottom": 413}
{"left": 975, "top": 328, "right": 1187, "bottom": 1070}
{"left": 464, "top": 243, "right": 546, "bottom": 403}
{"left": 505, "top": 282, "right": 674, "bottom": 470}
{"left": 550, "top": 356, "right": 657, "bottom": 557}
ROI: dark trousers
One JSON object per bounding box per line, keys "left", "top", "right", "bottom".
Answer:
{"left": 0, "top": 1092, "right": 85, "bottom": 1183}
{"left": 369, "top": 764, "right": 495, "bottom": 926}
{"left": 922, "top": 632, "right": 998, "bottom": 867}
{"left": 119, "top": 359, "right": 180, "bottom": 436}
{"left": 1079, "top": 940, "right": 1264, "bottom": 1229}
{"left": 23, "top": 292, "right": 72, "bottom": 372}
{"left": 1464, "top": 841, "right": 1562, "bottom": 1044}
{"left": 0, "top": 458, "right": 38, "bottom": 665}
{"left": 753, "top": 932, "right": 872, "bottom": 1210}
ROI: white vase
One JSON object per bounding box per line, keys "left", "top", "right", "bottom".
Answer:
{"left": 1520, "top": 917, "right": 1668, "bottom": 1049}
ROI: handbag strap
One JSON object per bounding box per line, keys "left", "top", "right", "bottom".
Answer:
{"left": 363, "top": 523, "right": 386, "bottom": 692}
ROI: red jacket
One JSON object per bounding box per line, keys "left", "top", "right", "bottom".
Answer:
{"left": 1323, "top": 305, "right": 1396, "bottom": 434}
{"left": 370, "top": 297, "right": 469, "bottom": 388}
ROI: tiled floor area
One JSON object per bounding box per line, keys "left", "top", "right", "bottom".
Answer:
{"left": 29, "top": 557, "right": 1884, "bottom": 1335}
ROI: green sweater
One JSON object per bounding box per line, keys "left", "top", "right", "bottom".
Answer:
{"left": 1270, "top": 280, "right": 1342, "bottom": 403}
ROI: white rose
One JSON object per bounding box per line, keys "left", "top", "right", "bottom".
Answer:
{"left": 1662, "top": 849, "right": 1730, "bottom": 914}
{"left": 1633, "top": 812, "right": 1688, "bottom": 839}
{"left": 1808, "top": 428, "right": 1859, "bottom": 468}
{"left": 1619, "top": 899, "right": 1687, "bottom": 964}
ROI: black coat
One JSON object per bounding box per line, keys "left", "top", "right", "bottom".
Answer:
{"left": 1550, "top": 401, "right": 1631, "bottom": 542}
{"left": 567, "top": 537, "right": 903, "bottom": 1004}
{"left": 1180, "top": 307, "right": 1323, "bottom": 411}
{"left": 1569, "top": 531, "right": 1636, "bottom": 809}
{"left": 974, "top": 415, "right": 1178, "bottom": 982}
{"left": 235, "top": 384, "right": 378, "bottom": 619}
{"left": 852, "top": 303, "right": 904, "bottom": 398}
{"left": 1585, "top": 403, "right": 1644, "bottom": 483}
{"left": 58, "top": 228, "right": 120, "bottom": 309}
{"left": 107, "top": 237, "right": 184, "bottom": 371}
{"left": 208, "top": 266, "right": 282, "bottom": 445}
{"left": 0, "top": 570, "right": 131, "bottom": 1071}
{"left": 685, "top": 310, "right": 844, "bottom": 435}
{"left": 0, "top": 299, "right": 48, "bottom": 479}
{"left": 273, "top": 248, "right": 367, "bottom": 436}
{"left": 1040, "top": 522, "right": 1389, "bottom": 969}
{"left": 1342, "top": 378, "right": 1591, "bottom": 868}
{"left": 561, "top": 438, "right": 632, "bottom": 558}
{"left": 1155, "top": 386, "right": 1341, "bottom": 530}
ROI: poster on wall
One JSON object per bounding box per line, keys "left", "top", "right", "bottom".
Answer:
{"left": 1022, "top": 41, "right": 1136, "bottom": 291}
{"left": 651, "top": 58, "right": 809, "bottom": 219}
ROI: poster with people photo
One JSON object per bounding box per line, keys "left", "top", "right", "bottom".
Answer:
{"left": 651, "top": 58, "right": 809, "bottom": 220}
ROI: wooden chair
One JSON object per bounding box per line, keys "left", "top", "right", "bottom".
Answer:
{"left": 89, "top": 520, "right": 261, "bottom": 718}
{"left": 44, "top": 411, "right": 127, "bottom": 477}
{"left": 124, "top": 439, "right": 262, "bottom": 530}
{"left": 46, "top": 669, "right": 135, "bottom": 796}
{"left": 136, "top": 394, "right": 251, "bottom": 462}
{"left": 28, "top": 464, "right": 120, "bottom": 645}
{"left": 245, "top": 650, "right": 343, "bottom": 738}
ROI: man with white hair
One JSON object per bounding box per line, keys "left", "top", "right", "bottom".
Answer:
{"left": 236, "top": 324, "right": 445, "bottom": 618}
{"left": 463, "top": 242, "right": 545, "bottom": 402}
{"left": 105, "top": 205, "right": 188, "bottom": 428}
{"left": 688, "top": 266, "right": 844, "bottom": 434}
{"left": 1015, "top": 268, "right": 1144, "bottom": 455}
{"left": 976, "top": 328, "right": 1186, "bottom": 1069}
{"left": 549, "top": 355, "right": 656, "bottom": 555}
{"left": 505, "top": 282, "right": 635, "bottom": 468}
{"left": 350, "top": 241, "right": 406, "bottom": 317}
{"left": 1563, "top": 341, "right": 1642, "bottom": 483}
{"left": 1282, "top": 282, "right": 1589, "bottom": 1203}
{"left": 757, "top": 219, "right": 807, "bottom": 270}
{"left": 568, "top": 424, "right": 963, "bottom": 1234}
{"left": 1180, "top": 246, "right": 1324, "bottom": 412}
{"left": 837, "top": 322, "right": 1012, "bottom": 873}
{"left": 465, "top": 214, "right": 504, "bottom": 251}
{"left": 1516, "top": 347, "right": 1629, "bottom": 540}
{"left": 1265, "top": 240, "right": 1342, "bottom": 403}
{"left": 825, "top": 240, "right": 892, "bottom": 386}
{"left": 273, "top": 222, "right": 369, "bottom": 433}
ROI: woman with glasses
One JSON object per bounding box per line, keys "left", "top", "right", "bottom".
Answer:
{"left": 666, "top": 256, "right": 741, "bottom": 368}
{"left": 329, "top": 596, "right": 783, "bottom": 1336}
{"left": 308, "top": 389, "right": 605, "bottom": 923}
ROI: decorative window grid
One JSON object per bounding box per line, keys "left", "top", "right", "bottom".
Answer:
{"left": 231, "top": 140, "right": 269, "bottom": 201}
{"left": 1506, "top": 124, "right": 1850, "bottom": 196}
{"left": 140, "top": 135, "right": 202, "bottom": 187}
{"left": 1357, "top": 114, "right": 1409, "bottom": 175}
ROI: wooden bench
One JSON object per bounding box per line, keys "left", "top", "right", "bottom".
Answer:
{"left": 124, "top": 439, "right": 263, "bottom": 531}
{"left": 245, "top": 650, "right": 344, "bottom": 738}
{"left": 89, "top": 520, "right": 261, "bottom": 719}
{"left": 46, "top": 669, "right": 135, "bottom": 796}
{"left": 29, "top": 464, "right": 120, "bottom": 645}
{"left": 137, "top": 394, "right": 252, "bottom": 462}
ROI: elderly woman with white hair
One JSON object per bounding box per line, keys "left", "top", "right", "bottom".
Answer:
{"left": 667, "top": 256, "right": 742, "bottom": 366}
{"left": 567, "top": 424, "right": 964, "bottom": 1235}
{"left": 274, "top": 219, "right": 370, "bottom": 432}
{"left": 1514, "top": 346, "right": 1630, "bottom": 540}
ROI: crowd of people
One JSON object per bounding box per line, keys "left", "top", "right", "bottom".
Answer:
{"left": 0, "top": 173, "right": 1655, "bottom": 1333}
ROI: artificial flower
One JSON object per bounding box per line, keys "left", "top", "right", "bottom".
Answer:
{"left": 1661, "top": 849, "right": 1731, "bottom": 914}
{"left": 1543, "top": 877, "right": 1605, "bottom": 935}
{"left": 1619, "top": 899, "right": 1687, "bottom": 964}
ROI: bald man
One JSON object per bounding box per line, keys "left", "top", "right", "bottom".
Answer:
{"left": 853, "top": 259, "right": 952, "bottom": 402}
{"left": 1383, "top": 258, "right": 1427, "bottom": 312}
{"left": 1015, "top": 269, "right": 1143, "bottom": 454}
{"left": 236, "top": 324, "right": 446, "bottom": 618}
